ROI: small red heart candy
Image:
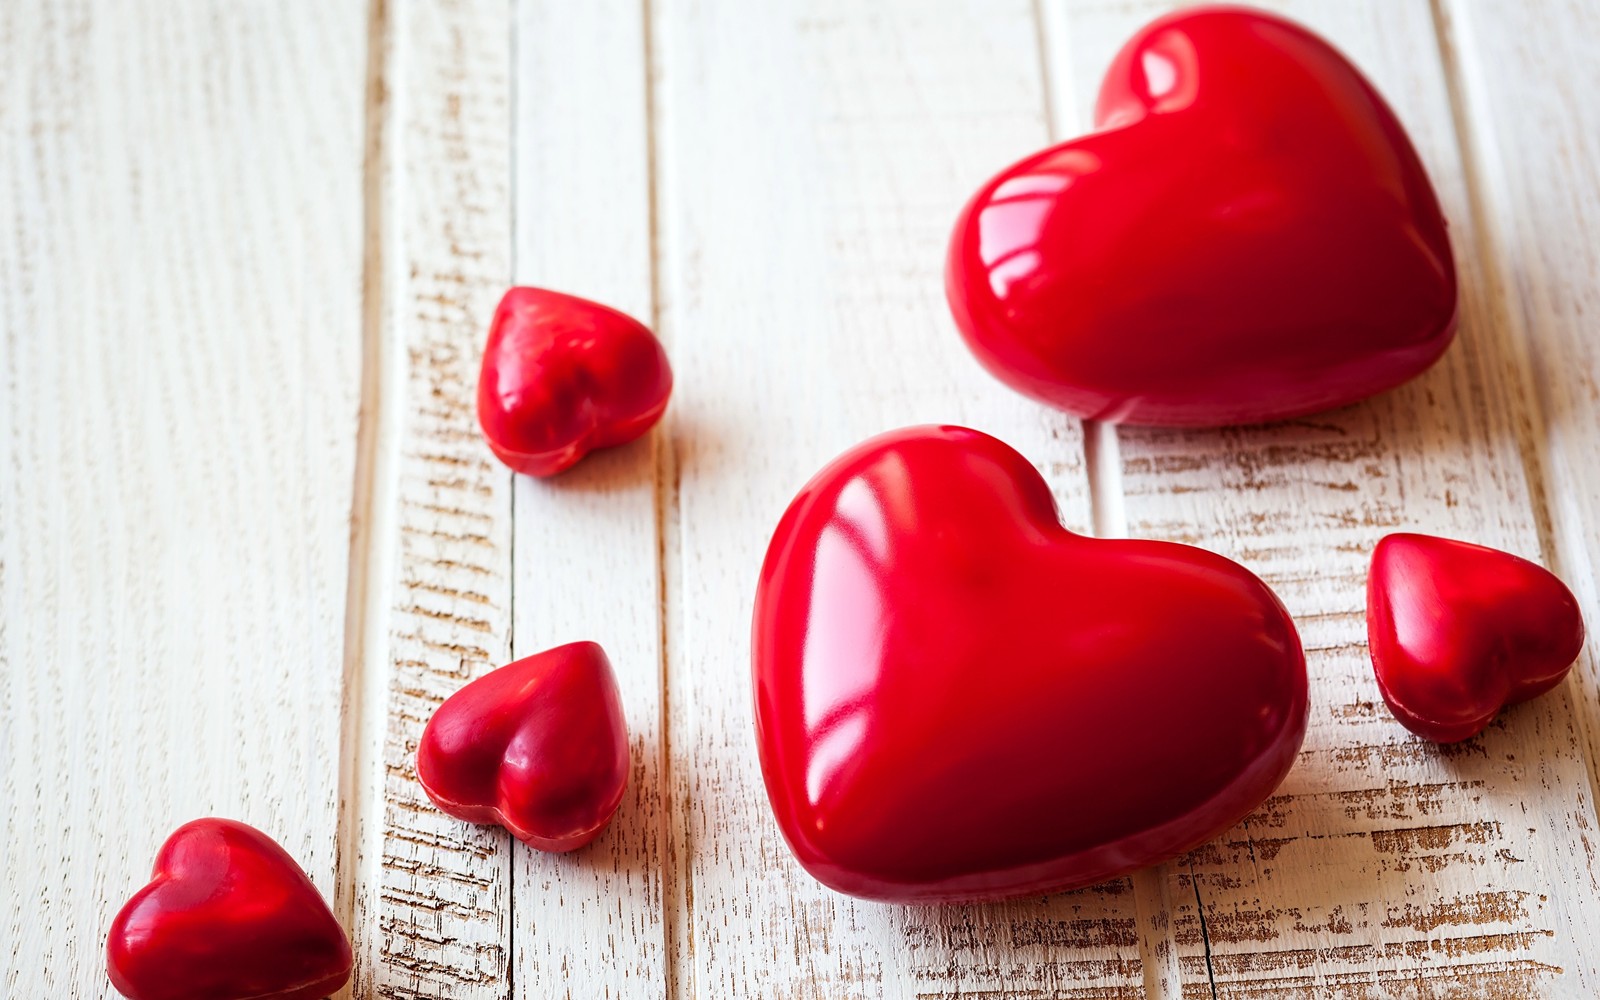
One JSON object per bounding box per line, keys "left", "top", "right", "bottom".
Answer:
{"left": 1368, "top": 533, "right": 1586, "bottom": 743}
{"left": 106, "top": 818, "right": 352, "bottom": 1000}
{"left": 753, "top": 425, "right": 1308, "bottom": 902}
{"left": 417, "top": 641, "right": 629, "bottom": 851}
{"left": 477, "top": 287, "right": 672, "bottom": 476}
{"left": 946, "top": 7, "right": 1457, "bottom": 426}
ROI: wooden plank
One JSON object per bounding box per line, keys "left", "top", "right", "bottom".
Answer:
{"left": 344, "top": 1, "right": 516, "bottom": 997}
{"left": 1439, "top": 0, "right": 1600, "bottom": 848}
{"left": 1053, "top": 1, "right": 1600, "bottom": 995}
{"left": 648, "top": 1, "right": 1152, "bottom": 996}
{"left": 509, "top": 1, "right": 669, "bottom": 997}
{"left": 0, "top": 0, "right": 366, "bottom": 996}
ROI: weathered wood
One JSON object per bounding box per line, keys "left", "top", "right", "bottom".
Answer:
{"left": 1055, "top": 1, "right": 1600, "bottom": 995}
{"left": 0, "top": 0, "right": 366, "bottom": 995}
{"left": 345, "top": 1, "right": 516, "bottom": 997}
{"left": 509, "top": 0, "right": 670, "bottom": 996}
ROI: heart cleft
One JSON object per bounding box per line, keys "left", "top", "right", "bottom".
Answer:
{"left": 946, "top": 7, "right": 1458, "bottom": 427}
{"left": 752, "top": 425, "right": 1309, "bottom": 903}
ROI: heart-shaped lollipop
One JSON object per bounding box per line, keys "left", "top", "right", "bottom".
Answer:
{"left": 416, "top": 641, "right": 629, "bottom": 850}
{"left": 1368, "top": 533, "right": 1585, "bottom": 743}
{"left": 106, "top": 819, "right": 352, "bottom": 1000}
{"left": 753, "top": 425, "right": 1308, "bottom": 902}
{"left": 946, "top": 7, "right": 1457, "bottom": 425}
{"left": 477, "top": 287, "right": 672, "bottom": 476}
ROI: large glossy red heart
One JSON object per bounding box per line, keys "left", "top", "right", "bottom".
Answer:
{"left": 753, "top": 425, "right": 1308, "bottom": 902}
{"left": 106, "top": 819, "right": 352, "bottom": 1000}
{"left": 477, "top": 287, "right": 672, "bottom": 476}
{"left": 417, "top": 641, "right": 629, "bottom": 851}
{"left": 1368, "top": 533, "right": 1586, "bottom": 743}
{"left": 946, "top": 7, "right": 1457, "bottom": 426}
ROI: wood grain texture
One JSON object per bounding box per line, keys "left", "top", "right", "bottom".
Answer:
{"left": 1054, "top": 1, "right": 1600, "bottom": 996}
{"left": 647, "top": 1, "right": 1153, "bottom": 996}
{"left": 1439, "top": 0, "right": 1600, "bottom": 849}
{"left": 345, "top": 1, "right": 515, "bottom": 997}
{"left": 0, "top": 0, "right": 366, "bottom": 996}
{"left": 509, "top": 0, "right": 669, "bottom": 996}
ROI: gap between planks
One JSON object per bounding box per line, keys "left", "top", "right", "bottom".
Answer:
{"left": 334, "top": 0, "right": 399, "bottom": 992}
{"left": 641, "top": 0, "right": 691, "bottom": 995}
{"left": 505, "top": 4, "right": 520, "bottom": 996}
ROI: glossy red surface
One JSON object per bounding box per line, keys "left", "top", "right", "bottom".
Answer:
{"left": 946, "top": 6, "right": 1457, "bottom": 426}
{"left": 106, "top": 819, "right": 352, "bottom": 1000}
{"left": 417, "top": 641, "right": 630, "bottom": 851}
{"left": 1368, "top": 533, "right": 1586, "bottom": 743}
{"left": 752, "top": 425, "right": 1309, "bottom": 902}
{"left": 477, "top": 287, "right": 672, "bottom": 476}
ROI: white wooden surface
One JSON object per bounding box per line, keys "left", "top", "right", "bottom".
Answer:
{"left": 0, "top": 0, "right": 367, "bottom": 995}
{"left": 4, "top": 1, "right": 1600, "bottom": 998}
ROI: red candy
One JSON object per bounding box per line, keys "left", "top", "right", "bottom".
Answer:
{"left": 946, "top": 7, "right": 1457, "bottom": 426}
{"left": 106, "top": 819, "right": 351, "bottom": 1000}
{"left": 1368, "top": 533, "right": 1586, "bottom": 743}
{"left": 753, "top": 425, "right": 1308, "bottom": 902}
{"left": 417, "top": 641, "right": 630, "bottom": 851}
{"left": 477, "top": 287, "right": 672, "bottom": 476}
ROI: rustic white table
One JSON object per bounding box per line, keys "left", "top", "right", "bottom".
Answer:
{"left": 5, "top": 1, "right": 1599, "bottom": 996}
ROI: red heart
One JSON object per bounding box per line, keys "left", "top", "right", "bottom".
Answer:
{"left": 753, "top": 425, "right": 1308, "bottom": 902}
{"left": 1368, "top": 533, "right": 1586, "bottom": 743}
{"left": 106, "top": 819, "right": 351, "bottom": 1000}
{"left": 946, "top": 7, "right": 1457, "bottom": 426}
{"left": 416, "top": 641, "right": 629, "bottom": 851}
{"left": 477, "top": 287, "right": 672, "bottom": 476}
